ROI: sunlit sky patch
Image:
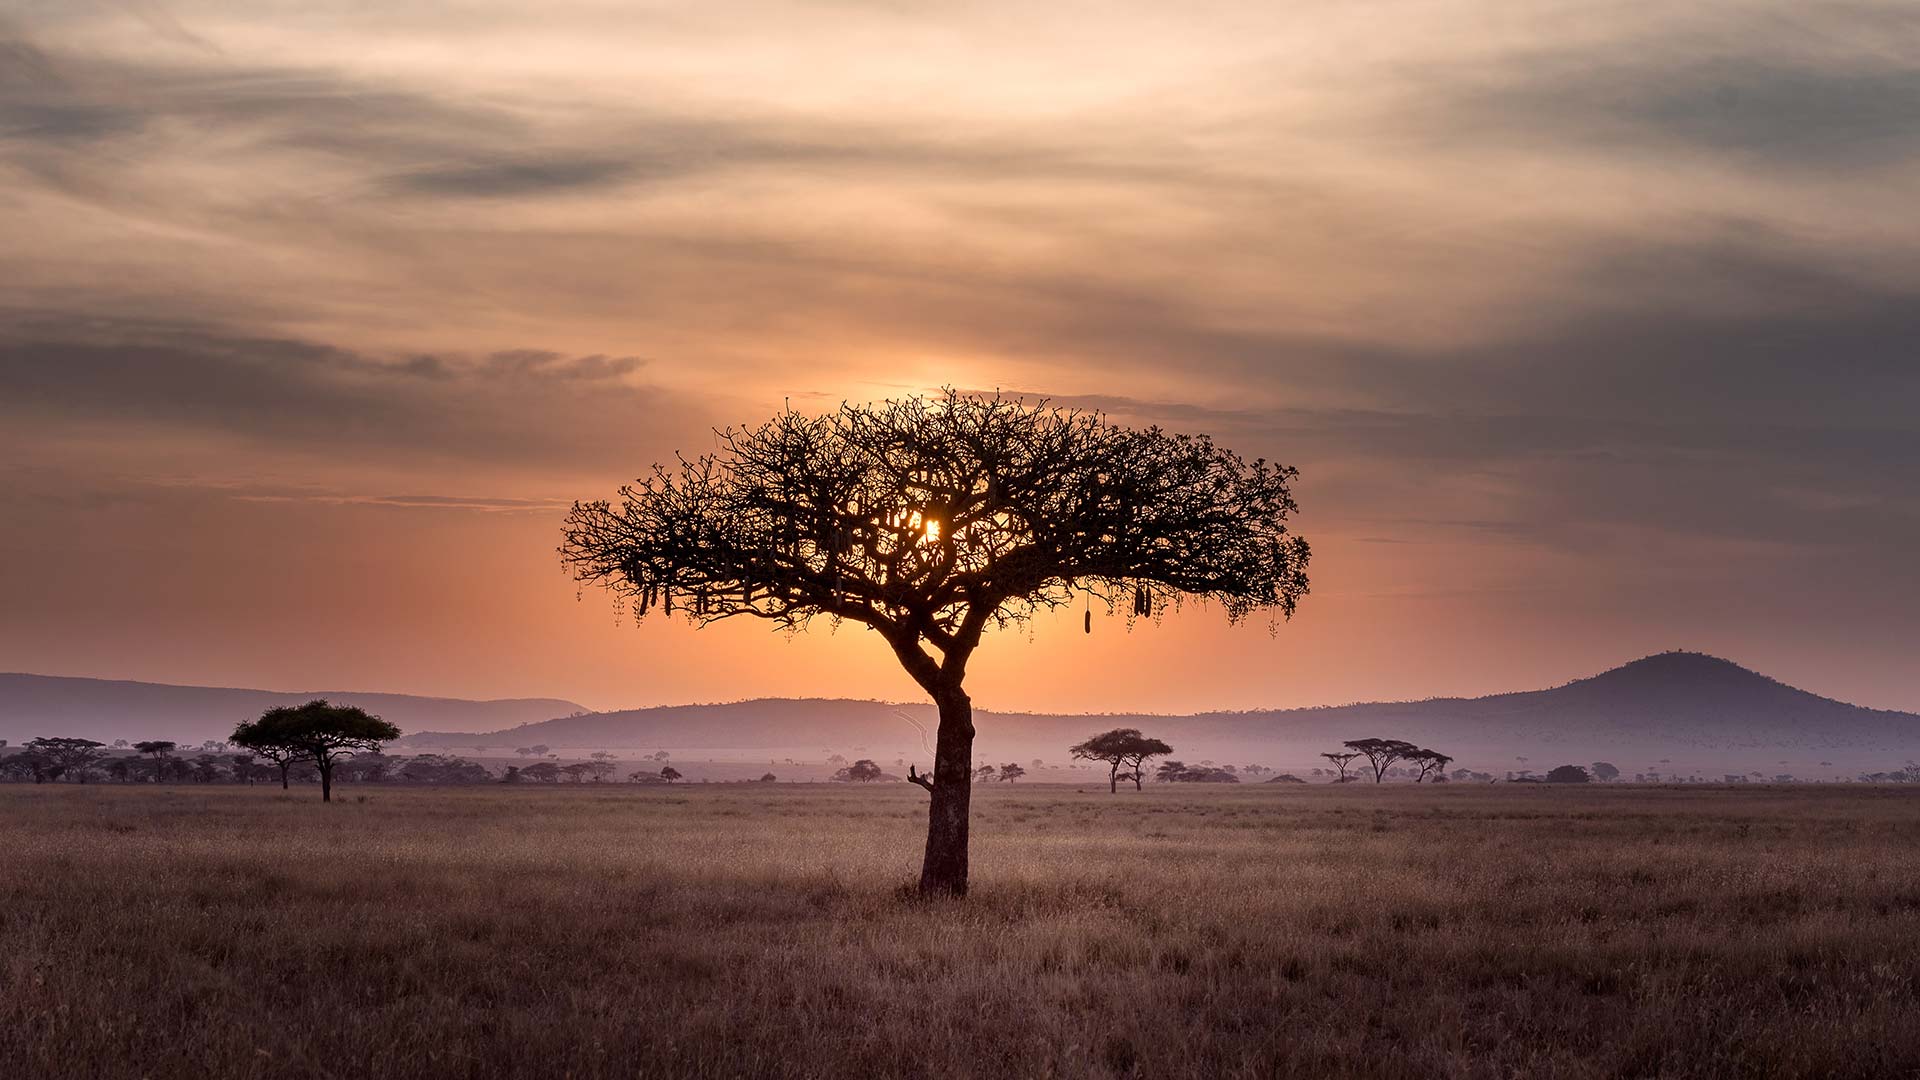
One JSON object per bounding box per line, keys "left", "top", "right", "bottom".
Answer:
{"left": 3, "top": 1, "right": 1917, "bottom": 711}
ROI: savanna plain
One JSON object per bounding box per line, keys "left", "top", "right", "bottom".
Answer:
{"left": 5, "top": 783, "right": 1920, "bottom": 1079}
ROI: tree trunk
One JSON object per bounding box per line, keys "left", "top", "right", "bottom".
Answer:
{"left": 918, "top": 689, "right": 974, "bottom": 896}
{"left": 1109, "top": 762, "right": 1119, "bottom": 793}
{"left": 320, "top": 761, "right": 333, "bottom": 803}
{"left": 279, "top": 764, "right": 290, "bottom": 790}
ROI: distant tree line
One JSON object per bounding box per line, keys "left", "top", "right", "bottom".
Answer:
{"left": 0, "top": 741, "right": 700, "bottom": 788}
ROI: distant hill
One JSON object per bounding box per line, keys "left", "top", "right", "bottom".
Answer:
{"left": 10, "top": 654, "right": 1914, "bottom": 775}
{"left": 0, "top": 674, "right": 586, "bottom": 745}
{"left": 401, "top": 652, "right": 1920, "bottom": 774}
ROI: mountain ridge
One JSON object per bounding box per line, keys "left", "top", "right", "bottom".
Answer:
{"left": 393, "top": 652, "right": 1918, "bottom": 772}
{"left": 5, "top": 654, "right": 1914, "bottom": 772}
{"left": 0, "top": 672, "right": 586, "bottom": 745}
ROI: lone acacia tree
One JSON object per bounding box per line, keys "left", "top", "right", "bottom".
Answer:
{"left": 231, "top": 700, "right": 399, "bottom": 802}
{"left": 561, "top": 392, "right": 1310, "bottom": 895}
{"left": 1071, "top": 728, "right": 1175, "bottom": 792}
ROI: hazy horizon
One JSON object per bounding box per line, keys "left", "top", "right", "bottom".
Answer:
{"left": 5, "top": 647, "right": 1908, "bottom": 722}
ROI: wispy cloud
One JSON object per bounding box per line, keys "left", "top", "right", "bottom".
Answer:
{"left": 3, "top": 0, "right": 1919, "bottom": 708}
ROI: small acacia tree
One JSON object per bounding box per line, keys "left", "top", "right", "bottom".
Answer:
{"left": 1344, "top": 738, "right": 1419, "bottom": 783}
{"left": 1409, "top": 748, "right": 1453, "bottom": 782}
{"left": 241, "top": 737, "right": 305, "bottom": 789}
{"left": 232, "top": 700, "right": 399, "bottom": 803}
{"left": 562, "top": 392, "right": 1309, "bottom": 895}
{"left": 1320, "top": 750, "right": 1362, "bottom": 783}
{"left": 998, "top": 763, "right": 1025, "bottom": 783}
{"left": 26, "top": 737, "right": 107, "bottom": 783}
{"left": 660, "top": 765, "right": 683, "bottom": 783}
{"left": 1071, "top": 728, "right": 1175, "bottom": 793}
{"left": 133, "top": 740, "right": 177, "bottom": 784}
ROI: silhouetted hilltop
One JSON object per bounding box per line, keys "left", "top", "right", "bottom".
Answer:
{"left": 1527, "top": 652, "right": 1839, "bottom": 714}
{"left": 0, "top": 674, "right": 585, "bottom": 744}
{"left": 10, "top": 654, "right": 1914, "bottom": 772}
{"left": 398, "top": 652, "right": 1919, "bottom": 771}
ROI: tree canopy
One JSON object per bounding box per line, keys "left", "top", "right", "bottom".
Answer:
{"left": 560, "top": 391, "right": 1310, "bottom": 895}
{"left": 232, "top": 700, "right": 399, "bottom": 803}
{"left": 1320, "top": 750, "right": 1362, "bottom": 783}
{"left": 1071, "top": 728, "right": 1175, "bottom": 792}
{"left": 133, "top": 740, "right": 176, "bottom": 783}
{"left": 562, "top": 392, "right": 1310, "bottom": 655}
{"left": 1343, "top": 738, "right": 1420, "bottom": 783}
{"left": 25, "top": 737, "right": 106, "bottom": 782}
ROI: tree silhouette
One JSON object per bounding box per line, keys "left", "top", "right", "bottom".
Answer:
{"left": 25, "top": 737, "right": 106, "bottom": 783}
{"left": 1343, "top": 739, "right": 1420, "bottom": 783}
{"left": 562, "top": 392, "right": 1309, "bottom": 895}
{"left": 1071, "top": 728, "right": 1175, "bottom": 793}
{"left": 1546, "top": 764, "right": 1591, "bottom": 783}
{"left": 846, "top": 759, "right": 884, "bottom": 782}
{"left": 133, "top": 740, "right": 176, "bottom": 784}
{"left": 0, "top": 747, "right": 59, "bottom": 782}
{"left": 1320, "top": 750, "right": 1362, "bottom": 783}
{"left": 660, "top": 765, "right": 683, "bottom": 783}
{"left": 998, "top": 763, "right": 1025, "bottom": 783}
{"left": 1590, "top": 761, "right": 1620, "bottom": 782}
{"left": 232, "top": 700, "right": 399, "bottom": 803}
{"left": 1409, "top": 748, "right": 1453, "bottom": 782}
{"left": 242, "top": 738, "right": 305, "bottom": 789}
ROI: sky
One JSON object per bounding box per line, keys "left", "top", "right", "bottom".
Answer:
{"left": 2, "top": 1, "right": 1917, "bottom": 715}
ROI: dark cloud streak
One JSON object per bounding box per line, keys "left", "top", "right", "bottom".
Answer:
{"left": 0, "top": 315, "right": 660, "bottom": 470}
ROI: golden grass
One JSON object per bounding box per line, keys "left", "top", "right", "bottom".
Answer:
{"left": 4, "top": 783, "right": 1919, "bottom": 1079}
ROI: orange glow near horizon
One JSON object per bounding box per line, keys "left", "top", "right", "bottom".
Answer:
{"left": 3, "top": 2, "right": 1917, "bottom": 714}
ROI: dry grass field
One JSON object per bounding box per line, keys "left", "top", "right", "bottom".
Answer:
{"left": 4, "top": 782, "right": 1919, "bottom": 1079}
